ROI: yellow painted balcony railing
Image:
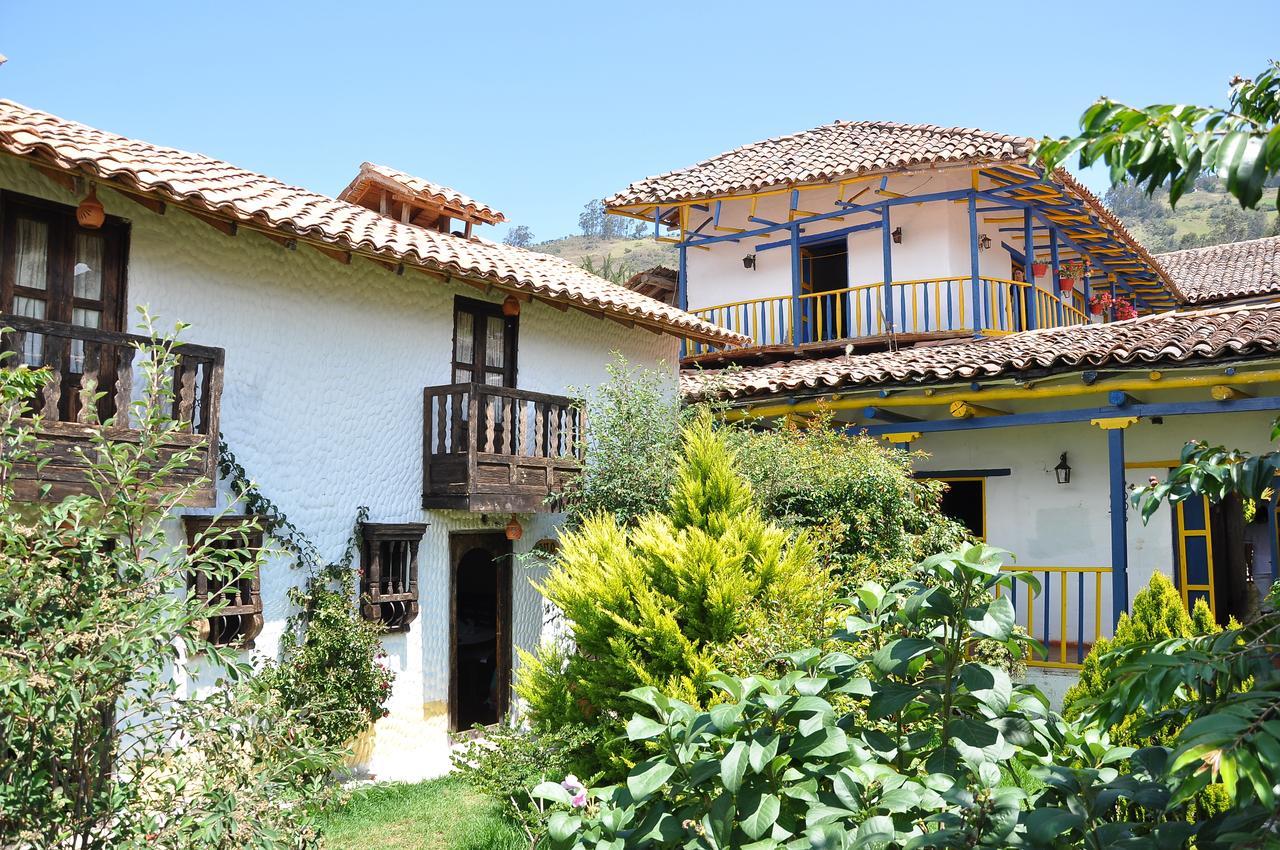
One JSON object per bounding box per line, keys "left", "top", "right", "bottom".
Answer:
{"left": 687, "top": 277, "right": 1097, "bottom": 353}
{"left": 998, "top": 565, "right": 1111, "bottom": 669}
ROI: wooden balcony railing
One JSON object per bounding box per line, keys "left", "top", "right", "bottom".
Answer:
{"left": 999, "top": 565, "right": 1112, "bottom": 669}
{"left": 2, "top": 314, "right": 224, "bottom": 506}
{"left": 687, "top": 276, "right": 1099, "bottom": 354}
{"left": 422, "top": 383, "right": 583, "bottom": 513}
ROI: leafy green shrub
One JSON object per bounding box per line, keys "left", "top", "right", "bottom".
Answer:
{"left": 0, "top": 315, "right": 338, "bottom": 848}
{"left": 531, "top": 545, "right": 1213, "bottom": 849}
{"left": 517, "top": 412, "right": 836, "bottom": 777}
{"left": 559, "top": 357, "right": 689, "bottom": 527}
{"left": 1063, "top": 572, "right": 1232, "bottom": 819}
{"left": 260, "top": 581, "right": 395, "bottom": 752}
{"left": 726, "top": 414, "right": 970, "bottom": 586}
{"left": 452, "top": 722, "right": 601, "bottom": 844}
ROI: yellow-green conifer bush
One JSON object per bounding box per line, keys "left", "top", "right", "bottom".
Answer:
{"left": 516, "top": 413, "right": 835, "bottom": 777}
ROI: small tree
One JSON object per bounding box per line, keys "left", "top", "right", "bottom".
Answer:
{"left": 518, "top": 413, "right": 835, "bottom": 777}
{"left": 504, "top": 224, "right": 535, "bottom": 248}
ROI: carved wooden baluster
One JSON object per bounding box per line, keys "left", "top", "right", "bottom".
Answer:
{"left": 176, "top": 359, "right": 197, "bottom": 431}
{"left": 111, "top": 345, "right": 134, "bottom": 429}
{"left": 435, "top": 393, "right": 447, "bottom": 453}
{"left": 534, "top": 400, "right": 545, "bottom": 458}
{"left": 518, "top": 398, "right": 529, "bottom": 456}
{"left": 40, "top": 337, "right": 64, "bottom": 421}
{"left": 484, "top": 392, "right": 497, "bottom": 453}
{"left": 77, "top": 343, "right": 101, "bottom": 424}
{"left": 451, "top": 390, "right": 465, "bottom": 453}
{"left": 548, "top": 404, "right": 560, "bottom": 458}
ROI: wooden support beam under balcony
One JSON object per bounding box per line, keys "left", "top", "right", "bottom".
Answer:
{"left": 1, "top": 314, "right": 224, "bottom": 506}
{"left": 422, "top": 383, "right": 583, "bottom": 513}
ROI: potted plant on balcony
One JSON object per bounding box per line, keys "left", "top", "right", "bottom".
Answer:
{"left": 1088, "top": 292, "right": 1137, "bottom": 323}
{"left": 1032, "top": 261, "right": 1049, "bottom": 278}
{"left": 1058, "top": 260, "right": 1084, "bottom": 293}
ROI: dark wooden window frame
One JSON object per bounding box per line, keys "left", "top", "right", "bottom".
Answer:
{"left": 0, "top": 190, "right": 130, "bottom": 330}
{"left": 359, "top": 522, "right": 429, "bottom": 632}
{"left": 182, "top": 515, "right": 264, "bottom": 649}
{"left": 451, "top": 295, "right": 518, "bottom": 388}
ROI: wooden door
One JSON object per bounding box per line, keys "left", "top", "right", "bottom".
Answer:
{"left": 448, "top": 532, "right": 512, "bottom": 732}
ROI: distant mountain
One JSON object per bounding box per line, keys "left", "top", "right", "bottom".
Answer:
{"left": 1105, "top": 176, "right": 1279, "bottom": 254}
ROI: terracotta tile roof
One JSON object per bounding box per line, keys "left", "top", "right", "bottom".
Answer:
{"left": 1156, "top": 236, "right": 1280, "bottom": 305}
{"left": 623, "top": 265, "right": 678, "bottom": 305}
{"left": 683, "top": 303, "right": 1280, "bottom": 400}
{"left": 339, "top": 162, "right": 506, "bottom": 225}
{"left": 0, "top": 99, "right": 746, "bottom": 346}
{"left": 605, "top": 121, "right": 1033, "bottom": 208}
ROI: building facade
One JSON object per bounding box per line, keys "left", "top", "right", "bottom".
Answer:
{"left": 0, "top": 100, "right": 744, "bottom": 779}
{"left": 609, "top": 121, "right": 1280, "bottom": 701}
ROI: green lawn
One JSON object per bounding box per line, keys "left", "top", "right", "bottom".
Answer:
{"left": 320, "top": 777, "right": 526, "bottom": 850}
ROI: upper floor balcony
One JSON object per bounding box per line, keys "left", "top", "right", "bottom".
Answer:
{"left": 608, "top": 158, "right": 1179, "bottom": 363}
{"left": 422, "top": 382, "right": 583, "bottom": 513}
{"left": 3, "top": 314, "right": 224, "bottom": 506}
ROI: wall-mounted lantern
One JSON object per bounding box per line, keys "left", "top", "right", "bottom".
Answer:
{"left": 1054, "top": 452, "right": 1072, "bottom": 485}
{"left": 978, "top": 234, "right": 992, "bottom": 251}
{"left": 742, "top": 254, "right": 756, "bottom": 270}
{"left": 891, "top": 227, "right": 903, "bottom": 244}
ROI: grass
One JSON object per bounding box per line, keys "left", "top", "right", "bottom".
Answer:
{"left": 320, "top": 776, "right": 526, "bottom": 850}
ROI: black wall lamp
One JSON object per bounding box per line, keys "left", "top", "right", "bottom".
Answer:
{"left": 891, "top": 226, "right": 903, "bottom": 244}
{"left": 1054, "top": 452, "right": 1072, "bottom": 485}
{"left": 742, "top": 254, "right": 756, "bottom": 270}
{"left": 978, "top": 234, "right": 992, "bottom": 251}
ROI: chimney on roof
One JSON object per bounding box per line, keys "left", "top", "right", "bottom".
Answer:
{"left": 337, "top": 162, "right": 505, "bottom": 237}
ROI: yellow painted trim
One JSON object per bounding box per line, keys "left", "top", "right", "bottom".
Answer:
{"left": 1125, "top": 460, "right": 1182, "bottom": 470}
{"left": 1175, "top": 498, "right": 1218, "bottom": 617}
{"left": 882, "top": 432, "right": 921, "bottom": 444}
{"left": 731, "top": 369, "right": 1280, "bottom": 421}
{"left": 1091, "top": 416, "right": 1139, "bottom": 430}
{"left": 1211, "top": 384, "right": 1253, "bottom": 401}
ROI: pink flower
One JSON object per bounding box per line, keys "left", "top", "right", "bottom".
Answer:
{"left": 561, "top": 774, "right": 582, "bottom": 792}
{"left": 571, "top": 790, "right": 588, "bottom": 808}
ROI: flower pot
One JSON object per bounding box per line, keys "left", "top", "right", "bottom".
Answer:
{"left": 1057, "top": 276, "right": 1077, "bottom": 293}
{"left": 1032, "top": 262, "right": 1048, "bottom": 278}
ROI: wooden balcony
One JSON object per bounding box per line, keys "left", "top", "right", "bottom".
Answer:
{"left": 2, "top": 314, "right": 224, "bottom": 506}
{"left": 686, "top": 277, "right": 1093, "bottom": 359}
{"left": 422, "top": 383, "right": 583, "bottom": 513}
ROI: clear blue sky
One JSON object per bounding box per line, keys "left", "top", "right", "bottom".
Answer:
{"left": 2, "top": 0, "right": 1275, "bottom": 242}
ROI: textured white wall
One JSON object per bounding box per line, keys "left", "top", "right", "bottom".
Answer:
{"left": 0, "top": 158, "right": 679, "bottom": 780}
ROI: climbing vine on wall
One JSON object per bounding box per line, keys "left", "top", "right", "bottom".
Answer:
{"left": 217, "top": 438, "right": 394, "bottom": 750}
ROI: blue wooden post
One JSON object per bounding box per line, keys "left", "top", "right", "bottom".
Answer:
{"left": 1108, "top": 426, "right": 1130, "bottom": 624}
{"left": 968, "top": 192, "right": 981, "bottom": 335}
{"left": 1049, "top": 228, "right": 1063, "bottom": 327}
{"left": 789, "top": 224, "right": 802, "bottom": 346}
{"left": 881, "top": 206, "right": 894, "bottom": 332}
{"left": 1023, "top": 207, "right": 1036, "bottom": 330}
{"left": 677, "top": 244, "right": 689, "bottom": 356}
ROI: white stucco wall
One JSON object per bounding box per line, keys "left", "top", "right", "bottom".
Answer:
{"left": 682, "top": 168, "right": 1074, "bottom": 337}
{"left": 0, "top": 158, "right": 679, "bottom": 780}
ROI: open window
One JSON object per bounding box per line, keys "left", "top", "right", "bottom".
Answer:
{"left": 183, "top": 516, "right": 264, "bottom": 648}
{"left": 452, "top": 296, "right": 517, "bottom": 388}
{"left": 799, "top": 238, "right": 850, "bottom": 343}
{"left": 359, "top": 522, "right": 428, "bottom": 632}
{"left": 937, "top": 478, "right": 986, "bottom": 541}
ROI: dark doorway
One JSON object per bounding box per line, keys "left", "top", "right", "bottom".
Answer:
{"left": 799, "top": 239, "right": 850, "bottom": 343}
{"left": 449, "top": 533, "right": 512, "bottom": 731}
{"left": 938, "top": 478, "right": 986, "bottom": 540}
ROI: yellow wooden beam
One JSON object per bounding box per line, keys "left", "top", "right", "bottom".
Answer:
{"left": 882, "top": 432, "right": 921, "bottom": 444}
{"left": 949, "top": 400, "right": 1008, "bottom": 419}
{"left": 1211, "top": 385, "right": 1253, "bottom": 401}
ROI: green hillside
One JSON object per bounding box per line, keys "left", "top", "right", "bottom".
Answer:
{"left": 530, "top": 234, "right": 676, "bottom": 281}
{"left": 1104, "top": 176, "right": 1278, "bottom": 254}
